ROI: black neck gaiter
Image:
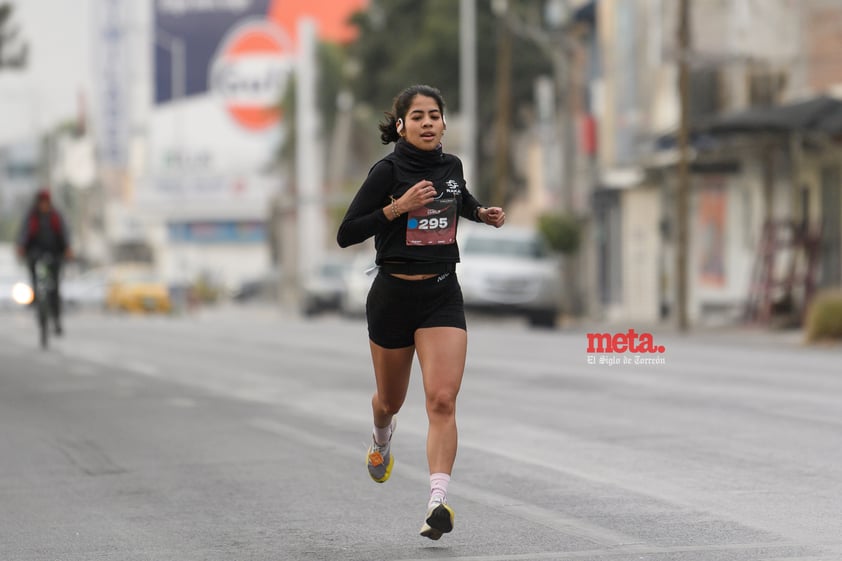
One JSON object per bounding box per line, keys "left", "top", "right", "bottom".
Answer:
{"left": 386, "top": 139, "right": 457, "bottom": 185}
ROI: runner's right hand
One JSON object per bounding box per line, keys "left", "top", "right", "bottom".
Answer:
{"left": 397, "top": 180, "right": 437, "bottom": 213}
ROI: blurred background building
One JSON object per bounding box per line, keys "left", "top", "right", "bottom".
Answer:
{"left": 583, "top": 0, "right": 842, "bottom": 327}
{"left": 1, "top": 0, "right": 841, "bottom": 328}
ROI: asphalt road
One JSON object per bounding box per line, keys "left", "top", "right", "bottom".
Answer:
{"left": 0, "top": 306, "right": 840, "bottom": 561}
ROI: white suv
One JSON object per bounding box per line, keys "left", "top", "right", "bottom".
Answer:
{"left": 456, "top": 224, "right": 562, "bottom": 327}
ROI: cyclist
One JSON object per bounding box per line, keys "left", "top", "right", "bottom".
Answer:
{"left": 16, "top": 189, "right": 72, "bottom": 335}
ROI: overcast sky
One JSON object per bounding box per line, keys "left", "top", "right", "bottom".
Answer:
{"left": 0, "top": 0, "right": 95, "bottom": 144}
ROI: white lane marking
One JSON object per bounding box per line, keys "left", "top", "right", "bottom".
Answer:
{"left": 248, "top": 418, "right": 635, "bottom": 548}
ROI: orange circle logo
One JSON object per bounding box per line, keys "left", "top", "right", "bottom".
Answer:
{"left": 210, "top": 20, "right": 293, "bottom": 131}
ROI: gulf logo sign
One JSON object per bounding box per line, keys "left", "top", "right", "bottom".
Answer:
{"left": 210, "top": 20, "right": 293, "bottom": 131}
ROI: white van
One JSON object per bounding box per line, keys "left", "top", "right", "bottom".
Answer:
{"left": 456, "top": 224, "right": 562, "bottom": 327}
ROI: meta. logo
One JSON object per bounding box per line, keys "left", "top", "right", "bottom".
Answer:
{"left": 209, "top": 20, "right": 293, "bottom": 131}
{"left": 586, "top": 329, "right": 666, "bottom": 353}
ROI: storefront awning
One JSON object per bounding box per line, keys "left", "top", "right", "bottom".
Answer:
{"left": 705, "top": 95, "right": 842, "bottom": 135}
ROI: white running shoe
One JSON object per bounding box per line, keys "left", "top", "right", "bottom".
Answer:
{"left": 419, "top": 497, "right": 454, "bottom": 540}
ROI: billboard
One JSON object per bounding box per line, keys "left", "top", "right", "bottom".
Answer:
{"left": 154, "top": 0, "right": 272, "bottom": 105}
{"left": 147, "top": 0, "right": 366, "bottom": 213}
{"left": 154, "top": 0, "right": 366, "bottom": 130}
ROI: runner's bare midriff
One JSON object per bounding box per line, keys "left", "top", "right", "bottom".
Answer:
{"left": 390, "top": 273, "right": 437, "bottom": 281}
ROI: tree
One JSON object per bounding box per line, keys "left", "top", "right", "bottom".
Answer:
{"left": 271, "top": 1, "right": 557, "bottom": 214}
{"left": 0, "top": 2, "right": 28, "bottom": 70}
{"left": 345, "top": 0, "right": 554, "bottom": 201}
{"left": 0, "top": 3, "right": 28, "bottom": 241}
{"left": 538, "top": 211, "right": 581, "bottom": 255}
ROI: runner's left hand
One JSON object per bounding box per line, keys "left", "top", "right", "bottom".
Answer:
{"left": 480, "top": 207, "right": 505, "bottom": 228}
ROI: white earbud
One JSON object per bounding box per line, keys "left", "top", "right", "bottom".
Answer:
{"left": 442, "top": 114, "right": 447, "bottom": 129}
{"left": 396, "top": 118, "right": 404, "bottom": 134}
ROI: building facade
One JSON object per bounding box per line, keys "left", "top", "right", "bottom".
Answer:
{"left": 583, "top": 0, "right": 842, "bottom": 326}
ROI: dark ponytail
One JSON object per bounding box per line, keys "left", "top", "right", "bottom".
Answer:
{"left": 379, "top": 112, "right": 401, "bottom": 144}
{"left": 378, "top": 84, "right": 446, "bottom": 145}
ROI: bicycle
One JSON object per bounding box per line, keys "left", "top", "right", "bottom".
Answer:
{"left": 31, "top": 253, "right": 56, "bottom": 349}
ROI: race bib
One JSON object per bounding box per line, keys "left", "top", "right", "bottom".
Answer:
{"left": 406, "top": 198, "right": 457, "bottom": 246}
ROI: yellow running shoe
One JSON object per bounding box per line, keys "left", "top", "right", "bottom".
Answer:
{"left": 366, "top": 417, "right": 396, "bottom": 483}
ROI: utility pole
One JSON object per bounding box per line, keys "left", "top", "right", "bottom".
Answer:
{"left": 676, "top": 0, "right": 691, "bottom": 332}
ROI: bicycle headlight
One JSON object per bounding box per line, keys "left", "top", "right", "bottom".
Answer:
{"left": 12, "top": 282, "right": 34, "bottom": 306}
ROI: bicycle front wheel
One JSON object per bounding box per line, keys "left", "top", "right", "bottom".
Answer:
{"left": 37, "top": 298, "right": 49, "bottom": 349}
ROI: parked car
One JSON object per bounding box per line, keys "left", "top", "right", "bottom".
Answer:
{"left": 301, "top": 256, "right": 351, "bottom": 316}
{"left": 232, "top": 268, "right": 281, "bottom": 303}
{"left": 106, "top": 268, "right": 172, "bottom": 314}
{"left": 63, "top": 267, "right": 109, "bottom": 310}
{"left": 457, "top": 224, "right": 562, "bottom": 327}
{"left": 340, "top": 253, "right": 377, "bottom": 318}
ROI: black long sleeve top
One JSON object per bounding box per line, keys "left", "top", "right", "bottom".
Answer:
{"left": 337, "top": 140, "right": 484, "bottom": 266}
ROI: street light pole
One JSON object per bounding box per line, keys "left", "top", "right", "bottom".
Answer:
{"left": 154, "top": 27, "right": 186, "bottom": 100}
{"left": 295, "top": 18, "right": 323, "bottom": 305}
{"left": 459, "top": 0, "right": 477, "bottom": 186}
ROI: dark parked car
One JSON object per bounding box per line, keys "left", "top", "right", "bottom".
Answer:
{"left": 301, "top": 256, "right": 351, "bottom": 316}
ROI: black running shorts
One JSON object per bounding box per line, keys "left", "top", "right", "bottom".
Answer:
{"left": 366, "top": 271, "right": 467, "bottom": 349}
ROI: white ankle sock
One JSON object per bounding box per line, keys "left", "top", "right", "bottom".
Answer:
{"left": 429, "top": 472, "right": 450, "bottom": 506}
{"left": 372, "top": 421, "right": 392, "bottom": 446}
